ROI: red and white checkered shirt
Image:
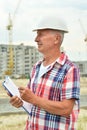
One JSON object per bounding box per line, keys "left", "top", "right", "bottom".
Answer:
{"left": 25, "top": 53, "right": 80, "bottom": 130}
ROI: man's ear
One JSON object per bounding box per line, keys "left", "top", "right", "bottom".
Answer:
{"left": 54, "top": 34, "right": 61, "bottom": 45}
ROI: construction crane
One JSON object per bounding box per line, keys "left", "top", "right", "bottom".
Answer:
{"left": 5, "top": 14, "right": 13, "bottom": 75}
{"left": 79, "top": 19, "right": 87, "bottom": 42}
{"left": 5, "top": 0, "right": 22, "bottom": 76}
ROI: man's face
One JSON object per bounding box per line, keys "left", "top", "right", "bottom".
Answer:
{"left": 35, "top": 29, "right": 58, "bottom": 54}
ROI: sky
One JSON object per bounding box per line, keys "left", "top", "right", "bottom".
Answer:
{"left": 0, "top": 0, "right": 87, "bottom": 61}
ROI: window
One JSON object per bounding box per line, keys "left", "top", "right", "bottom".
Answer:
{"left": 79, "top": 64, "right": 83, "bottom": 72}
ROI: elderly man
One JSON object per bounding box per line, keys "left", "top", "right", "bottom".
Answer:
{"left": 9, "top": 16, "right": 80, "bottom": 130}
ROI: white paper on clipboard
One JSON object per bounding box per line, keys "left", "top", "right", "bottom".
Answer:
{"left": 2, "top": 76, "right": 32, "bottom": 115}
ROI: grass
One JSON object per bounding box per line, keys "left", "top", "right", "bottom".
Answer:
{"left": 0, "top": 113, "right": 27, "bottom": 130}
{"left": 77, "top": 109, "right": 87, "bottom": 130}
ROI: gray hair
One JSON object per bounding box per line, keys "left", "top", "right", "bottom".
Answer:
{"left": 58, "top": 31, "right": 64, "bottom": 44}
{"left": 50, "top": 29, "right": 64, "bottom": 44}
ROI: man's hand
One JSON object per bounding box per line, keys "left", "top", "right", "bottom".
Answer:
{"left": 18, "top": 87, "right": 36, "bottom": 105}
{"left": 9, "top": 96, "right": 23, "bottom": 108}
{"left": 7, "top": 91, "right": 23, "bottom": 108}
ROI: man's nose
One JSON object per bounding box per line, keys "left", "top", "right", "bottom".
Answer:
{"left": 35, "top": 36, "right": 39, "bottom": 42}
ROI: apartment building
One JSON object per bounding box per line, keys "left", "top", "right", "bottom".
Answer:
{"left": 0, "top": 43, "right": 42, "bottom": 78}
{"left": 74, "top": 61, "right": 87, "bottom": 77}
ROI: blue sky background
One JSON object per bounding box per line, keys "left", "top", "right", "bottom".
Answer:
{"left": 0, "top": 0, "right": 87, "bottom": 61}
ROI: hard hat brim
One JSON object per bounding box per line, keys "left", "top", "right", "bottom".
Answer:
{"left": 33, "top": 28, "right": 68, "bottom": 33}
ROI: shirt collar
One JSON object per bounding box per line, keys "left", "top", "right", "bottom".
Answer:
{"left": 36, "top": 52, "right": 68, "bottom": 68}
{"left": 56, "top": 52, "right": 68, "bottom": 65}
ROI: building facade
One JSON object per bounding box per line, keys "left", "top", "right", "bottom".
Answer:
{"left": 0, "top": 43, "right": 87, "bottom": 78}
{"left": 74, "top": 61, "right": 87, "bottom": 77}
{"left": 0, "top": 43, "right": 42, "bottom": 78}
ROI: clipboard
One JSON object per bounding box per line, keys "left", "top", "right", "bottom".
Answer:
{"left": 2, "top": 76, "right": 32, "bottom": 115}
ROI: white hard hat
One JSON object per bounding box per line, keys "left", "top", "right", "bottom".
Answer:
{"left": 33, "top": 16, "right": 68, "bottom": 33}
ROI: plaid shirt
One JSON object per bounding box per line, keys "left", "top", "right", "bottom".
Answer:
{"left": 25, "top": 53, "right": 80, "bottom": 130}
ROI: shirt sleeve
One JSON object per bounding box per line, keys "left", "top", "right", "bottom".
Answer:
{"left": 61, "top": 65, "right": 80, "bottom": 100}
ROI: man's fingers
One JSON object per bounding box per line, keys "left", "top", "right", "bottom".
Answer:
{"left": 18, "top": 87, "right": 24, "bottom": 90}
{"left": 10, "top": 96, "right": 23, "bottom": 108}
